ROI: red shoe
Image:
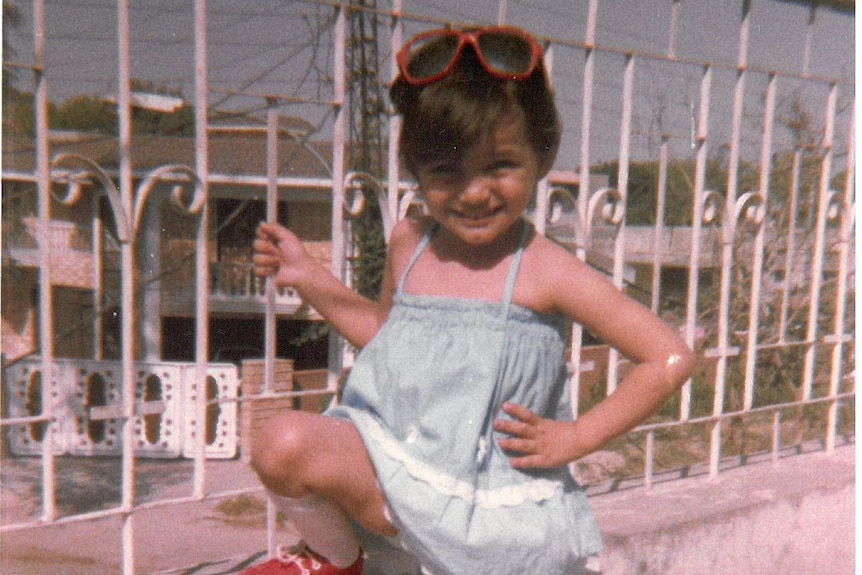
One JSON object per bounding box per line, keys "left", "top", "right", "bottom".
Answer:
{"left": 240, "top": 542, "right": 364, "bottom": 575}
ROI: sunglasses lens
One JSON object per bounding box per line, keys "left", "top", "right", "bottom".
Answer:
{"left": 477, "top": 32, "right": 534, "bottom": 75}
{"left": 405, "top": 35, "right": 461, "bottom": 81}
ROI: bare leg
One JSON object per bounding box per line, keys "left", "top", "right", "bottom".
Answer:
{"left": 250, "top": 410, "right": 396, "bottom": 537}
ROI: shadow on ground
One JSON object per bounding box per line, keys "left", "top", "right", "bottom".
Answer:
{"left": 2, "top": 455, "right": 198, "bottom": 518}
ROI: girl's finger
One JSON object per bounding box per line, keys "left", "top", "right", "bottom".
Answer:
{"left": 256, "top": 222, "right": 287, "bottom": 244}
{"left": 252, "top": 238, "right": 278, "bottom": 253}
{"left": 507, "top": 455, "right": 545, "bottom": 470}
{"left": 493, "top": 418, "right": 533, "bottom": 438}
{"left": 252, "top": 254, "right": 278, "bottom": 267}
{"left": 252, "top": 267, "right": 274, "bottom": 278}
{"left": 497, "top": 437, "right": 535, "bottom": 454}
{"left": 256, "top": 223, "right": 276, "bottom": 240}
{"left": 501, "top": 402, "right": 540, "bottom": 424}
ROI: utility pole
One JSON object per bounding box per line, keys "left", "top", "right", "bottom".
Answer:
{"left": 346, "top": 0, "right": 387, "bottom": 299}
{"left": 348, "top": 0, "right": 385, "bottom": 175}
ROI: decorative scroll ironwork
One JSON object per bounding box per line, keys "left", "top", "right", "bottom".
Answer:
{"left": 50, "top": 154, "right": 132, "bottom": 242}
{"left": 343, "top": 171, "right": 417, "bottom": 243}
{"left": 585, "top": 187, "right": 625, "bottom": 243}
{"left": 50, "top": 154, "right": 204, "bottom": 244}
{"left": 134, "top": 164, "right": 205, "bottom": 236}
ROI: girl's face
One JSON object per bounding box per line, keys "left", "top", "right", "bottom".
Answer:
{"left": 416, "top": 112, "right": 548, "bottom": 251}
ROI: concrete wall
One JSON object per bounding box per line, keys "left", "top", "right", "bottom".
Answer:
{"left": 594, "top": 445, "right": 855, "bottom": 575}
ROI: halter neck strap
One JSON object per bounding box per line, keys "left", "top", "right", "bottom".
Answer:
{"left": 396, "top": 223, "right": 436, "bottom": 294}
{"left": 500, "top": 219, "right": 531, "bottom": 318}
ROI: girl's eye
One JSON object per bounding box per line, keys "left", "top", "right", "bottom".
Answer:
{"left": 426, "top": 163, "right": 461, "bottom": 179}
{"left": 490, "top": 159, "right": 517, "bottom": 173}
{"left": 431, "top": 164, "right": 454, "bottom": 174}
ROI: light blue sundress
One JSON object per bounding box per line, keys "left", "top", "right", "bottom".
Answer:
{"left": 326, "top": 220, "right": 603, "bottom": 574}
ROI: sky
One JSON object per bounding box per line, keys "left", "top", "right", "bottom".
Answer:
{"left": 3, "top": 0, "right": 855, "bottom": 168}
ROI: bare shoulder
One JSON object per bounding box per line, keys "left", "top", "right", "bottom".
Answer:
{"left": 523, "top": 232, "right": 580, "bottom": 266}
{"left": 521, "top": 233, "right": 599, "bottom": 289}
{"left": 388, "top": 216, "right": 430, "bottom": 251}
{"left": 520, "top": 232, "right": 622, "bottom": 318}
{"left": 522, "top": 227, "right": 693, "bottom": 365}
{"left": 387, "top": 216, "right": 432, "bottom": 275}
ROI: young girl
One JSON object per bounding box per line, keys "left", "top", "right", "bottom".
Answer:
{"left": 246, "top": 26, "right": 695, "bottom": 575}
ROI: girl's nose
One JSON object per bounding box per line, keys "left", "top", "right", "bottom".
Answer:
{"left": 459, "top": 177, "right": 492, "bottom": 205}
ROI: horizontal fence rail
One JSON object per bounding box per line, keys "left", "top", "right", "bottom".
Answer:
{"left": 0, "top": 1, "right": 854, "bottom": 574}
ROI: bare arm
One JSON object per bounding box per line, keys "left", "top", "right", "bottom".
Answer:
{"left": 495, "top": 240, "right": 696, "bottom": 468}
{"left": 252, "top": 222, "right": 395, "bottom": 349}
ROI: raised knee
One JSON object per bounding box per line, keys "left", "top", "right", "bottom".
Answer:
{"left": 249, "top": 412, "right": 309, "bottom": 491}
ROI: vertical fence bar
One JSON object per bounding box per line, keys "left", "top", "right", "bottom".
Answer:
{"left": 686, "top": 64, "right": 711, "bottom": 428}
{"left": 725, "top": 0, "right": 750, "bottom": 212}
{"left": 772, "top": 411, "right": 781, "bottom": 464}
{"left": 192, "top": 0, "right": 211, "bottom": 502}
{"left": 709, "top": 247, "right": 733, "bottom": 470}
{"left": 778, "top": 150, "right": 802, "bottom": 342}
{"left": 92, "top": 197, "right": 104, "bottom": 361}
{"left": 802, "top": 3, "right": 817, "bottom": 77}
{"left": 644, "top": 431, "right": 655, "bottom": 491}
{"left": 387, "top": 1, "right": 403, "bottom": 228}
{"left": 650, "top": 135, "right": 669, "bottom": 315}
{"left": 570, "top": 0, "right": 599, "bottom": 418}
{"left": 605, "top": 54, "right": 634, "bottom": 396}
{"left": 33, "top": 0, "right": 57, "bottom": 524}
{"left": 116, "top": 1, "right": 137, "bottom": 572}
{"left": 578, "top": 0, "right": 598, "bottom": 237}
{"left": 717, "top": 0, "right": 751, "bottom": 382}
{"left": 265, "top": 101, "right": 279, "bottom": 391}
{"left": 801, "top": 82, "right": 837, "bottom": 401}
{"left": 825, "top": 100, "right": 854, "bottom": 454}
{"left": 264, "top": 99, "right": 280, "bottom": 557}
{"left": 707, "top": 1, "right": 751, "bottom": 477}
{"left": 534, "top": 43, "right": 554, "bottom": 237}
{"left": 742, "top": 71, "right": 777, "bottom": 411}
{"left": 668, "top": 0, "right": 680, "bottom": 58}
{"left": 497, "top": 0, "right": 508, "bottom": 25}
{"left": 328, "top": 5, "right": 348, "bottom": 392}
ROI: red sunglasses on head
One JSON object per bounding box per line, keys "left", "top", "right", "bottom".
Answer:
{"left": 396, "top": 26, "right": 544, "bottom": 86}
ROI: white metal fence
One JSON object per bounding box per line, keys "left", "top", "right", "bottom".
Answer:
{"left": 1, "top": 1, "right": 854, "bottom": 574}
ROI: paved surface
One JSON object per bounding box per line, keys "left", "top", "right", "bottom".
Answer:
{"left": 0, "top": 456, "right": 420, "bottom": 575}
{"left": 1, "top": 443, "right": 855, "bottom": 574}
{"left": 1, "top": 457, "right": 272, "bottom": 575}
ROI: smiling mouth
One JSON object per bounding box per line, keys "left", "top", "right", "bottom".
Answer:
{"left": 450, "top": 206, "right": 503, "bottom": 223}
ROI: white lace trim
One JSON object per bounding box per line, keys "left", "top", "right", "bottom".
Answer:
{"left": 366, "top": 418, "right": 562, "bottom": 508}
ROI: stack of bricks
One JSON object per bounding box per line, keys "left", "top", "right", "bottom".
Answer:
{"left": 239, "top": 358, "right": 295, "bottom": 463}
{"left": 293, "top": 369, "right": 332, "bottom": 414}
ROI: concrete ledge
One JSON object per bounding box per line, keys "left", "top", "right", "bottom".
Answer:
{"left": 592, "top": 445, "right": 855, "bottom": 575}
{"left": 4, "top": 447, "right": 851, "bottom": 574}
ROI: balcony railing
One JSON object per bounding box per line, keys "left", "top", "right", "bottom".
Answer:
{"left": 4, "top": 219, "right": 92, "bottom": 265}
{"left": 210, "top": 262, "right": 305, "bottom": 315}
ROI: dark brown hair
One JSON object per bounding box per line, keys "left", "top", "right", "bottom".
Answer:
{"left": 389, "top": 39, "right": 561, "bottom": 177}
